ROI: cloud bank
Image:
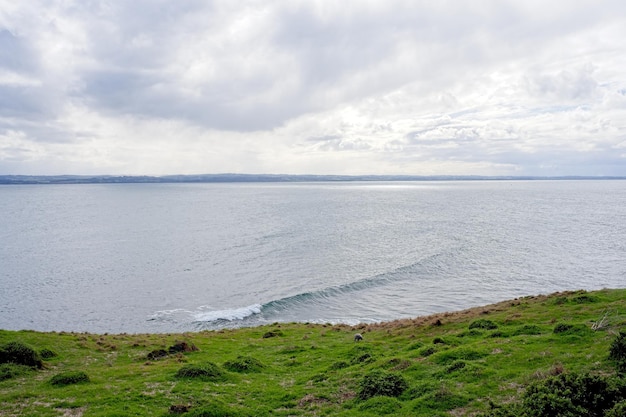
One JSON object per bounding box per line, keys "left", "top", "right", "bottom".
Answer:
{"left": 1, "top": 1, "right": 625, "bottom": 175}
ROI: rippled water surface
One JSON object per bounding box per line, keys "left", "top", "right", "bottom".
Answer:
{"left": 1, "top": 181, "right": 624, "bottom": 333}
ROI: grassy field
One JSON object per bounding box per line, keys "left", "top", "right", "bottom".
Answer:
{"left": 1, "top": 288, "right": 625, "bottom": 416}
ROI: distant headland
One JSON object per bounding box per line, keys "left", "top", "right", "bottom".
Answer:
{"left": 1, "top": 174, "right": 625, "bottom": 185}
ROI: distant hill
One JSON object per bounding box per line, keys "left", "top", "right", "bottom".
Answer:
{"left": 0, "top": 174, "right": 624, "bottom": 185}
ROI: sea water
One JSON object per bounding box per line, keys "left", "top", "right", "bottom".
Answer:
{"left": 1, "top": 180, "right": 624, "bottom": 333}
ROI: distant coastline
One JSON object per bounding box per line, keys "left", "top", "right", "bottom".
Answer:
{"left": 1, "top": 174, "right": 625, "bottom": 185}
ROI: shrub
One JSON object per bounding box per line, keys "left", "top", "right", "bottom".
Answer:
{"left": 357, "top": 370, "right": 408, "bottom": 400}
{"left": 522, "top": 373, "right": 624, "bottom": 417}
{"left": 483, "top": 372, "right": 626, "bottom": 417}
{"left": 39, "top": 348, "right": 57, "bottom": 359}
{"left": 223, "top": 356, "right": 264, "bottom": 373}
{"left": 169, "top": 404, "right": 191, "bottom": 414}
{"left": 0, "top": 341, "right": 43, "bottom": 369}
{"left": 419, "top": 346, "right": 437, "bottom": 357}
{"left": 0, "top": 363, "right": 32, "bottom": 381}
{"left": 147, "top": 349, "right": 168, "bottom": 360}
{"left": 50, "top": 371, "right": 90, "bottom": 386}
{"left": 168, "top": 341, "right": 198, "bottom": 354}
{"left": 606, "top": 401, "right": 626, "bottom": 417}
{"left": 262, "top": 330, "right": 283, "bottom": 338}
{"left": 351, "top": 352, "right": 374, "bottom": 365}
{"left": 469, "top": 319, "right": 498, "bottom": 330}
{"left": 175, "top": 362, "right": 224, "bottom": 381}
{"left": 553, "top": 323, "right": 573, "bottom": 334}
{"left": 571, "top": 294, "right": 599, "bottom": 304}
{"left": 552, "top": 323, "right": 590, "bottom": 336}
{"left": 609, "top": 331, "right": 626, "bottom": 371}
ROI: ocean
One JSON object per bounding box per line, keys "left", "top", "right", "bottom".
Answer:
{"left": 0, "top": 180, "right": 624, "bottom": 334}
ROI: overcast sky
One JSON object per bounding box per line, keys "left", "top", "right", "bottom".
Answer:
{"left": 1, "top": 1, "right": 625, "bottom": 176}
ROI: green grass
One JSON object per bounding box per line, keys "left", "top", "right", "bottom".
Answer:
{"left": 0, "top": 288, "right": 625, "bottom": 416}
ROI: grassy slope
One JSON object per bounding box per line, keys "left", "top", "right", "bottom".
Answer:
{"left": 1, "top": 288, "right": 625, "bottom": 417}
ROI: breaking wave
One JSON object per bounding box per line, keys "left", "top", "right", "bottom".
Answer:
{"left": 193, "top": 304, "right": 263, "bottom": 322}
{"left": 189, "top": 251, "right": 454, "bottom": 330}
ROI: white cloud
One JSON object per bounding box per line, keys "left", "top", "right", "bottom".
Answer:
{"left": 0, "top": 0, "right": 625, "bottom": 175}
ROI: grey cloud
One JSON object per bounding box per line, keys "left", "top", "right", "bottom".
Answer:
{"left": 0, "top": 29, "right": 38, "bottom": 74}
{"left": 73, "top": 3, "right": 534, "bottom": 130}
{"left": 14, "top": 2, "right": 617, "bottom": 132}
{"left": 523, "top": 65, "right": 598, "bottom": 101}
{"left": 0, "top": 86, "right": 47, "bottom": 119}
{"left": 1, "top": 1, "right": 626, "bottom": 175}
{"left": 0, "top": 29, "right": 49, "bottom": 118}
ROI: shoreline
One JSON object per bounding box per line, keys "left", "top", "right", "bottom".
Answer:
{"left": 2, "top": 288, "right": 618, "bottom": 336}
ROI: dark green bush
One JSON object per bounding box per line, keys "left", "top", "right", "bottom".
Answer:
{"left": 39, "top": 348, "right": 57, "bottom": 359}
{"left": 262, "top": 330, "right": 283, "bottom": 338}
{"left": 482, "top": 372, "right": 626, "bottom": 417}
{"left": 609, "top": 331, "right": 626, "bottom": 371}
{"left": 523, "top": 373, "right": 625, "bottom": 417}
{"left": 419, "top": 346, "right": 437, "bottom": 357}
{"left": 146, "top": 349, "right": 168, "bottom": 360}
{"left": 223, "top": 356, "right": 264, "bottom": 373}
{"left": 469, "top": 319, "right": 498, "bottom": 330}
{"left": 0, "top": 341, "right": 43, "bottom": 369}
{"left": 50, "top": 371, "right": 90, "bottom": 386}
{"left": 553, "top": 323, "right": 574, "bottom": 334}
{"left": 606, "top": 401, "right": 626, "bottom": 417}
{"left": 351, "top": 352, "right": 374, "bottom": 365}
{"left": 571, "top": 294, "right": 599, "bottom": 304}
{"left": 357, "top": 370, "right": 408, "bottom": 400}
{"left": 552, "top": 323, "right": 590, "bottom": 336}
{"left": 0, "top": 363, "right": 32, "bottom": 381}
{"left": 168, "top": 341, "right": 198, "bottom": 354}
{"left": 175, "top": 362, "right": 224, "bottom": 381}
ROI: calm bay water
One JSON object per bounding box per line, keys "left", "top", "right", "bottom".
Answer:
{"left": 1, "top": 180, "right": 625, "bottom": 333}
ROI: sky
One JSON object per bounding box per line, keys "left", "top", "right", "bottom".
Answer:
{"left": 1, "top": 1, "right": 625, "bottom": 176}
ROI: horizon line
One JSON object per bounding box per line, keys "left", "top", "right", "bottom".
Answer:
{"left": 1, "top": 173, "right": 625, "bottom": 185}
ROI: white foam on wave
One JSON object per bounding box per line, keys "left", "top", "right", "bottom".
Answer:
{"left": 193, "top": 304, "right": 263, "bottom": 322}
{"left": 148, "top": 308, "right": 191, "bottom": 321}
